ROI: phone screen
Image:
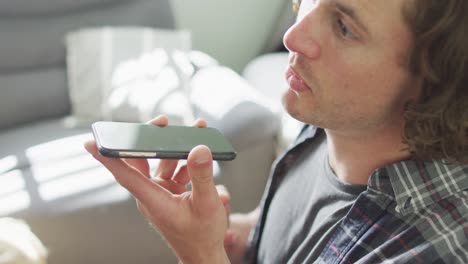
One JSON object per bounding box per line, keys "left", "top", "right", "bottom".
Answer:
{"left": 92, "top": 121, "right": 236, "bottom": 160}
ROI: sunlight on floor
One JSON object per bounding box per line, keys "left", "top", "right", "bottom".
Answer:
{"left": 25, "top": 134, "right": 92, "bottom": 163}
{"left": 38, "top": 166, "right": 116, "bottom": 202}
{"left": 0, "top": 169, "right": 24, "bottom": 196}
{"left": 31, "top": 154, "right": 101, "bottom": 183}
{"left": 0, "top": 169, "right": 31, "bottom": 215}
{"left": 24, "top": 133, "right": 122, "bottom": 202}
{"left": 0, "top": 191, "right": 30, "bottom": 216}
{"left": 0, "top": 132, "right": 220, "bottom": 215}
{"left": 0, "top": 155, "right": 18, "bottom": 175}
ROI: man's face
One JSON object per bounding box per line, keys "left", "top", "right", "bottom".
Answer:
{"left": 283, "top": 0, "right": 420, "bottom": 135}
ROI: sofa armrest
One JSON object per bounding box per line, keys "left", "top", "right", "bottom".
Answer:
{"left": 242, "top": 52, "right": 304, "bottom": 151}
{"left": 189, "top": 66, "right": 280, "bottom": 212}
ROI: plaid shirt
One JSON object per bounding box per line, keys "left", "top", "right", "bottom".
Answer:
{"left": 246, "top": 126, "right": 468, "bottom": 263}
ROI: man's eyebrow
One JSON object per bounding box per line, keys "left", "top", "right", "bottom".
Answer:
{"left": 331, "top": 0, "right": 370, "bottom": 35}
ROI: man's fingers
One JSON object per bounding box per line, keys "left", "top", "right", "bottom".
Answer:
{"left": 172, "top": 165, "right": 191, "bottom": 185}
{"left": 125, "top": 159, "right": 150, "bottom": 177}
{"left": 136, "top": 199, "right": 151, "bottom": 218}
{"left": 216, "top": 185, "right": 231, "bottom": 224}
{"left": 84, "top": 140, "right": 171, "bottom": 205}
{"left": 192, "top": 118, "right": 207, "bottom": 128}
{"left": 147, "top": 115, "right": 169, "bottom": 127}
{"left": 150, "top": 177, "right": 187, "bottom": 195}
{"left": 85, "top": 141, "right": 143, "bottom": 192}
{"left": 148, "top": 115, "right": 177, "bottom": 179}
{"left": 155, "top": 159, "right": 179, "bottom": 180}
{"left": 216, "top": 185, "right": 231, "bottom": 207}
{"left": 224, "top": 230, "right": 235, "bottom": 248}
{"left": 152, "top": 117, "right": 207, "bottom": 180}
{"left": 186, "top": 145, "right": 218, "bottom": 207}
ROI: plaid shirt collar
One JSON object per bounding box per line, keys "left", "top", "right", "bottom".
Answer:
{"left": 369, "top": 159, "right": 468, "bottom": 215}
{"left": 301, "top": 125, "right": 468, "bottom": 216}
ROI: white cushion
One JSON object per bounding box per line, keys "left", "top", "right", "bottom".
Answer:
{"left": 65, "top": 27, "right": 191, "bottom": 127}
{"left": 190, "top": 66, "right": 280, "bottom": 148}
{"left": 0, "top": 218, "right": 47, "bottom": 264}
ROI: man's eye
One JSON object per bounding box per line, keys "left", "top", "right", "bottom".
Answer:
{"left": 336, "top": 18, "right": 357, "bottom": 40}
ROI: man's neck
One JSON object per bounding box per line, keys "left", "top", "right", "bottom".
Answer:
{"left": 324, "top": 126, "right": 411, "bottom": 185}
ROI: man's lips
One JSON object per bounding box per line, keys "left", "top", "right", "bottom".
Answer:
{"left": 285, "top": 66, "right": 312, "bottom": 93}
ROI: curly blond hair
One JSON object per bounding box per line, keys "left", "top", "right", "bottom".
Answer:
{"left": 402, "top": 0, "right": 468, "bottom": 164}
{"left": 290, "top": 0, "right": 468, "bottom": 163}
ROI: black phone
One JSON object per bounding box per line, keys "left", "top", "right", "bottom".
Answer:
{"left": 91, "top": 121, "right": 237, "bottom": 160}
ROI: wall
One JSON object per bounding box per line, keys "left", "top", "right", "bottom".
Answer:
{"left": 171, "top": 0, "right": 289, "bottom": 72}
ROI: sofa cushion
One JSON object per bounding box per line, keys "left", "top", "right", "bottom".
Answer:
{"left": 242, "top": 52, "right": 305, "bottom": 150}
{"left": 0, "top": 121, "right": 178, "bottom": 264}
{"left": 0, "top": 119, "right": 90, "bottom": 173}
{"left": 190, "top": 66, "right": 280, "bottom": 149}
{"left": 0, "top": 0, "right": 175, "bottom": 72}
{"left": 0, "top": 114, "right": 274, "bottom": 262}
{"left": 0, "top": 0, "right": 121, "bottom": 15}
{"left": 0, "top": 0, "right": 175, "bottom": 130}
{"left": 0, "top": 68, "right": 69, "bottom": 130}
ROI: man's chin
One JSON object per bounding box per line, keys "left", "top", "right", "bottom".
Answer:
{"left": 282, "top": 90, "right": 310, "bottom": 122}
{"left": 282, "top": 99, "right": 325, "bottom": 128}
{"left": 282, "top": 102, "right": 306, "bottom": 124}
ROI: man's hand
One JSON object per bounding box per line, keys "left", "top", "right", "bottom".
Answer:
{"left": 224, "top": 208, "right": 260, "bottom": 264}
{"left": 84, "top": 116, "right": 230, "bottom": 264}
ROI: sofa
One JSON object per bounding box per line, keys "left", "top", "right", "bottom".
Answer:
{"left": 0, "top": 1, "right": 288, "bottom": 263}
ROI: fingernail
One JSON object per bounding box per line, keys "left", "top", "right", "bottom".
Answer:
{"left": 195, "top": 153, "right": 210, "bottom": 164}
{"left": 83, "top": 141, "right": 93, "bottom": 152}
{"left": 195, "top": 146, "right": 210, "bottom": 164}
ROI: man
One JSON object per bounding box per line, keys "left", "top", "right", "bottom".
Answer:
{"left": 85, "top": 0, "right": 468, "bottom": 263}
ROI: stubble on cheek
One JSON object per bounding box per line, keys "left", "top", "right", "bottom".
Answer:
{"left": 281, "top": 87, "right": 322, "bottom": 126}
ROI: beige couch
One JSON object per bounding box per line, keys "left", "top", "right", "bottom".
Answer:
{"left": 0, "top": 1, "right": 282, "bottom": 263}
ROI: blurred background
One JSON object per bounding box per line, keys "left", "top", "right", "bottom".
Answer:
{"left": 0, "top": 0, "right": 300, "bottom": 263}
{"left": 172, "top": 0, "right": 293, "bottom": 72}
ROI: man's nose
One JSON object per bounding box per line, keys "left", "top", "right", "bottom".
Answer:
{"left": 283, "top": 13, "right": 321, "bottom": 60}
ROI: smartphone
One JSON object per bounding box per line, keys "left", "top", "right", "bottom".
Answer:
{"left": 91, "top": 121, "right": 237, "bottom": 160}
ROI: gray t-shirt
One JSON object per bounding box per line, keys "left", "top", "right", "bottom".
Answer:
{"left": 258, "top": 129, "right": 367, "bottom": 263}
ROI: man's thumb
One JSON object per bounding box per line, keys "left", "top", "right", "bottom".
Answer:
{"left": 187, "top": 145, "right": 217, "bottom": 204}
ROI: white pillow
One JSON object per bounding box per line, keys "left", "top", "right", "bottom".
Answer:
{"left": 106, "top": 48, "right": 199, "bottom": 125}
{"left": 0, "top": 218, "right": 48, "bottom": 264}
{"left": 65, "top": 27, "right": 192, "bottom": 127}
